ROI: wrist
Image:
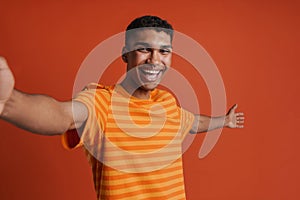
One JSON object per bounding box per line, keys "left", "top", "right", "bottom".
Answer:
{"left": 0, "top": 103, "right": 5, "bottom": 117}
{"left": 224, "top": 115, "right": 230, "bottom": 127}
{"left": 0, "top": 91, "right": 15, "bottom": 117}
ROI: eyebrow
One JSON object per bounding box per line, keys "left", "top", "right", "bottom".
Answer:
{"left": 133, "top": 42, "right": 172, "bottom": 49}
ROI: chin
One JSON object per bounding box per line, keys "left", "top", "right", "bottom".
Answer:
{"left": 140, "top": 83, "right": 159, "bottom": 91}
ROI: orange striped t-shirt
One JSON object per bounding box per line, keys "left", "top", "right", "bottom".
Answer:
{"left": 62, "top": 84, "right": 195, "bottom": 200}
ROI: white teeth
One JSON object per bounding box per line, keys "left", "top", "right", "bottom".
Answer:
{"left": 143, "top": 69, "right": 160, "bottom": 74}
{"left": 147, "top": 74, "right": 157, "bottom": 79}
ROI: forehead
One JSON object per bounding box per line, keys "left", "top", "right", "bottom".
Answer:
{"left": 126, "top": 29, "right": 172, "bottom": 48}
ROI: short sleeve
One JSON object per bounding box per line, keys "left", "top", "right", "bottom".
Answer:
{"left": 62, "top": 84, "right": 109, "bottom": 150}
{"left": 179, "top": 107, "right": 195, "bottom": 140}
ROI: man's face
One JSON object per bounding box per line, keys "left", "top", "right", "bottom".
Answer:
{"left": 123, "top": 29, "right": 172, "bottom": 91}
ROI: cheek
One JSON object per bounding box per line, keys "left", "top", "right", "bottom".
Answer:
{"left": 163, "top": 55, "right": 172, "bottom": 66}
{"left": 128, "top": 53, "right": 145, "bottom": 64}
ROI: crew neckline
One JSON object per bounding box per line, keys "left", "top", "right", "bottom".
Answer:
{"left": 114, "top": 84, "right": 158, "bottom": 102}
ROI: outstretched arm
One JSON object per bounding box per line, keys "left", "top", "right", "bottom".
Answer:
{"left": 0, "top": 57, "right": 88, "bottom": 135}
{"left": 190, "top": 104, "right": 245, "bottom": 133}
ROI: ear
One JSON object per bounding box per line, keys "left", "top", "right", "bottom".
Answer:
{"left": 122, "top": 47, "right": 128, "bottom": 63}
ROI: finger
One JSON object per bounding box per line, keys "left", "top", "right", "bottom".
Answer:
{"left": 236, "top": 112, "right": 244, "bottom": 116}
{"left": 236, "top": 125, "right": 244, "bottom": 128}
{"left": 236, "top": 116, "right": 245, "bottom": 121}
{"left": 228, "top": 104, "right": 238, "bottom": 115}
{"left": 232, "top": 104, "right": 238, "bottom": 110}
{"left": 0, "top": 57, "right": 8, "bottom": 69}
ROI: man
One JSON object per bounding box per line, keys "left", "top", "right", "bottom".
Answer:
{"left": 0, "top": 16, "right": 244, "bottom": 199}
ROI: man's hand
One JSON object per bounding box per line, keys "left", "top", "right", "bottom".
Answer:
{"left": 225, "top": 104, "right": 245, "bottom": 128}
{"left": 0, "top": 57, "right": 15, "bottom": 114}
{"left": 0, "top": 57, "right": 88, "bottom": 135}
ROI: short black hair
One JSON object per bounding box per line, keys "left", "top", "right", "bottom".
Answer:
{"left": 125, "top": 15, "right": 174, "bottom": 46}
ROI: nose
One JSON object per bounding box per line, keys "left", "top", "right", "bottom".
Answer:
{"left": 147, "top": 49, "right": 161, "bottom": 65}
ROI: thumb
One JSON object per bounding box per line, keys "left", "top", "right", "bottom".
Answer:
{"left": 0, "top": 57, "right": 8, "bottom": 69}
{"left": 232, "top": 104, "right": 238, "bottom": 110}
{"left": 227, "top": 104, "right": 238, "bottom": 115}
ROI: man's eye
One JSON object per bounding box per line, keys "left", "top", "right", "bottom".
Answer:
{"left": 137, "top": 48, "right": 151, "bottom": 53}
{"left": 160, "top": 49, "right": 171, "bottom": 54}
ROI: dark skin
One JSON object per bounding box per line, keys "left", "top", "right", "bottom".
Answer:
{"left": 0, "top": 29, "right": 244, "bottom": 136}
{"left": 121, "top": 29, "right": 244, "bottom": 131}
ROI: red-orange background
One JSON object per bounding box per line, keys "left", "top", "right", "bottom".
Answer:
{"left": 0, "top": 1, "right": 299, "bottom": 199}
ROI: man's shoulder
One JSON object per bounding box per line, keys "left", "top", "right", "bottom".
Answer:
{"left": 84, "top": 83, "right": 113, "bottom": 92}
{"left": 76, "top": 83, "right": 114, "bottom": 102}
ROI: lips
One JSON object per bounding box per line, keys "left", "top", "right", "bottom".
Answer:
{"left": 138, "top": 68, "right": 163, "bottom": 82}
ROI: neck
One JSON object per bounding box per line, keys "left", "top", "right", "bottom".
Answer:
{"left": 120, "top": 77, "right": 151, "bottom": 100}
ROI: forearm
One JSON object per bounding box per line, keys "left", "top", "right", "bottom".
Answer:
{"left": 0, "top": 89, "right": 73, "bottom": 135}
{"left": 190, "top": 114, "right": 228, "bottom": 133}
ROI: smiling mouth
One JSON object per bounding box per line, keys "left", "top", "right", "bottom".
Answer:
{"left": 139, "top": 68, "right": 163, "bottom": 82}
